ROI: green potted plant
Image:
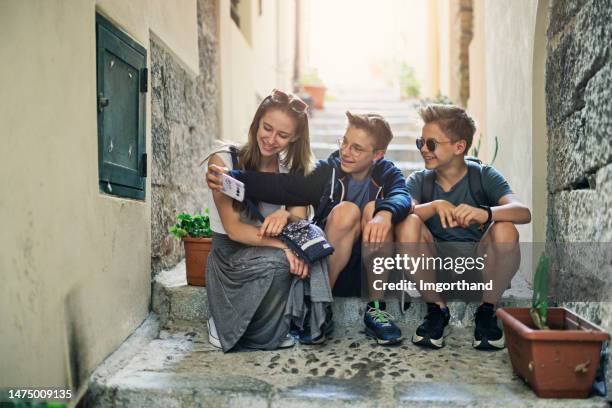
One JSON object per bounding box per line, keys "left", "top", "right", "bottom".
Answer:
{"left": 169, "top": 210, "right": 213, "bottom": 286}
{"left": 497, "top": 254, "right": 610, "bottom": 398}
{"left": 298, "top": 67, "right": 326, "bottom": 110}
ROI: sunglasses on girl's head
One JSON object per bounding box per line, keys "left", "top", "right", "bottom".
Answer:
{"left": 415, "top": 137, "right": 454, "bottom": 152}
{"left": 269, "top": 89, "right": 308, "bottom": 114}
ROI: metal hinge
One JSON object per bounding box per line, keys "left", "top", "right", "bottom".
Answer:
{"left": 139, "top": 153, "right": 147, "bottom": 177}
{"left": 97, "top": 93, "right": 109, "bottom": 112}
{"left": 140, "top": 68, "right": 148, "bottom": 93}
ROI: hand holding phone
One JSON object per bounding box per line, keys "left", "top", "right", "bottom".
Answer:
{"left": 206, "top": 164, "right": 229, "bottom": 191}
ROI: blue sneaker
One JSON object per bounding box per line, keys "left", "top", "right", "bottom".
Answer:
{"left": 364, "top": 301, "right": 402, "bottom": 345}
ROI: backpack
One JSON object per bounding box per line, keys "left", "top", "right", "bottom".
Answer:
{"left": 420, "top": 157, "right": 494, "bottom": 206}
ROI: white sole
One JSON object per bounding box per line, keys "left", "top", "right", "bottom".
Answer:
{"left": 412, "top": 325, "right": 451, "bottom": 348}
{"left": 207, "top": 318, "right": 222, "bottom": 349}
{"left": 473, "top": 333, "right": 505, "bottom": 349}
{"left": 278, "top": 335, "right": 296, "bottom": 349}
{"left": 365, "top": 329, "right": 402, "bottom": 345}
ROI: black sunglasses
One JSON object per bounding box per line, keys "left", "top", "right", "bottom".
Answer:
{"left": 269, "top": 89, "right": 308, "bottom": 114}
{"left": 416, "top": 137, "right": 454, "bottom": 152}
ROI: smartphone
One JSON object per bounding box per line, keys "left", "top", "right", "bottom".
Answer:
{"left": 219, "top": 173, "right": 245, "bottom": 202}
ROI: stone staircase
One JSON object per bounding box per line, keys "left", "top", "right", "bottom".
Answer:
{"left": 84, "top": 261, "right": 608, "bottom": 407}
{"left": 309, "top": 87, "right": 423, "bottom": 175}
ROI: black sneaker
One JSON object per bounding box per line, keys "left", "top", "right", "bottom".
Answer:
{"left": 299, "top": 305, "right": 334, "bottom": 345}
{"left": 364, "top": 301, "right": 402, "bottom": 345}
{"left": 412, "top": 303, "right": 451, "bottom": 348}
{"left": 473, "top": 303, "right": 505, "bottom": 350}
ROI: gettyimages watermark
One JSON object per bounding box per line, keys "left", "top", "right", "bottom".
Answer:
{"left": 359, "top": 242, "right": 612, "bottom": 303}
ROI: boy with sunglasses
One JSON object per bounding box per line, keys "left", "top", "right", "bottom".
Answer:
{"left": 403, "top": 104, "right": 531, "bottom": 350}
{"left": 207, "top": 111, "right": 413, "bottom": 345}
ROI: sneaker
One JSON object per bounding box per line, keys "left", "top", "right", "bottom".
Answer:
{"left": 364, "top": 301, "right": 402, "bottom": 345}
{"left": 412, "top": 303, "right": 451, "bottom": 348}
{"left": 278, "top": 334, "right": 296, "bottom": 349}
{"left": 207, "top": 317, "right": 222, "bottom": 349}
{"left": 473, "top": 303, "right": 505, "bottom": 350}
{"left": 299, "top": 305, "right": 334, "bottom": 345}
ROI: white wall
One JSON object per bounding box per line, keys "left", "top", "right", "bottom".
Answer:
{"left": 219, "top": 0, "right": 297, "bottom": 142}
{"left": 531, "top": 0, "right": 549, "bottom": 243}
{"left": 483, "top": 0, "right": 537, "bottom": 242}
{"left": 0, "top": 0, "right": 199, "bottom": 390}
{"left": 465, "top": 0, "right": 537, "bottom": 241}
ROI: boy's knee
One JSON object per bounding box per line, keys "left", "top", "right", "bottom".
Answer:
{"left": 395, "top": 214, "right": 428, "bottom": 242}
{"left": 490, "top": 222, "right": 519, "bottom": 243}
{"left": 327, "top": 202, "right": 361, "bottom": 232}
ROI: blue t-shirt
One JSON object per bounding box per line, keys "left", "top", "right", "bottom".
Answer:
{"left": 406, "top": 164, "right": 513, "bottom": 242}
{"left": 345, "top": 173, "right": 374, "bottom": 212}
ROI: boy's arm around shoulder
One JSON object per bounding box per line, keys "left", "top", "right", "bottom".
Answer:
{"left": 374, "top": 162, "right": 413, "bottom": 224}
{"left": 230, "top": 161, "right": 330, "bottom": 206}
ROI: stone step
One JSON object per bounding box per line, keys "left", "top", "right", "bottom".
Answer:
{"left": 311, "top": 142, "right": 422, "bottom": 163}
{"left": 396, "top": 161, "right": 425, "bottom": 177}
{"left": 316, "top": 108, "right": 421, "bottom": 120}
{"left": 326, "top": 88, "right": 403, "bottom": 102}
{"left": 324, "top": 100, "right": 417, "bottom": 110}
{"left": 86, "top": 315, "right": 607, "bottom": 407}
{"left": 152, "top": 262, "right": 531, "bottom": 329}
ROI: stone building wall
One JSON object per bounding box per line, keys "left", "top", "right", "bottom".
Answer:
{"left": 546, "top": 0, "right": 611, "bottom": 242}
{"left": 151, "top": 0, "right": 219, "bottom": 274}
{"left": 546, "top": 0, "right": 612, "bottom": 392}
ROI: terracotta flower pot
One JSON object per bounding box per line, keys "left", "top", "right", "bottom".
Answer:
{"left": 182, "top": 237, "right": 212, "bottom": 286}
{"left": 497, "top": 307, "right": 610, "bottom": 398}
{"left": 301, "top": 85, "right": 326, "bottom": 110}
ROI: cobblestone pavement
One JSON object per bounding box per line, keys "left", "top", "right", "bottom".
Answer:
{"left": 92, "top": 318, "right": 606, "bottom": 407}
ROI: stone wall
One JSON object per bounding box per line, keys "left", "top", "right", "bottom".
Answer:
{"left": 546, "top": 0, "right": 611, "bottom": 243}
{"left": 151, "top": 0, "right": 219, "bottom": 274}
{"left": 546, "top": 0, "right": 612, "bottom": 394}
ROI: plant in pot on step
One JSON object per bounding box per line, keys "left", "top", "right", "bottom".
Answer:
{"left": 169, "top": 210, "right": 212, "bottom": 286}
{"left": 497, "top": 253, "right": 610, "bottom": 399}
{"left": 298, "top": 67, "right": 326, "bottom": 110}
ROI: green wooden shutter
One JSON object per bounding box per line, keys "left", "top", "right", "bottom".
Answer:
{"left": 96, "top": 13, "right": 147, "bottom": 200}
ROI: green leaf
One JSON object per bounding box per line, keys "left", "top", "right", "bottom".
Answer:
{"left": 490, "top": 136, "right": 499, "bottom": 165}
{"left": 171, "top": 210, "right": 212, "bottom": 238}
{"left": 531, "top": 254, "right": 550, "bottom": 329}
{"left": 177, "top": 213, "right": 192, "bottom": 221}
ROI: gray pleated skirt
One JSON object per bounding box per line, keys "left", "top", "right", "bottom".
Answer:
{"left": 206, "top": 232, "right": 293, "bottom": 352}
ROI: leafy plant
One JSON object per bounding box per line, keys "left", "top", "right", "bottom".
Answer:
{"left": 419, "top": 92, "right": 453, "bottom": 105}
{"left": 399, "top": 63, "right": 421, "bottom": 99}
{"left": 169, "top": 210, "right": 212, "bottom": 239}
{"left": 530, "top": 254, "right": 550, "bottom": 330}
{"left": 469, "top": 134, "right": 499, "bottom": 165}
{"left": 433, "top": 92, "right": 453, "bottom": 104}
{"left": 298, "top": 67, "right": 324, "bottom": 87}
